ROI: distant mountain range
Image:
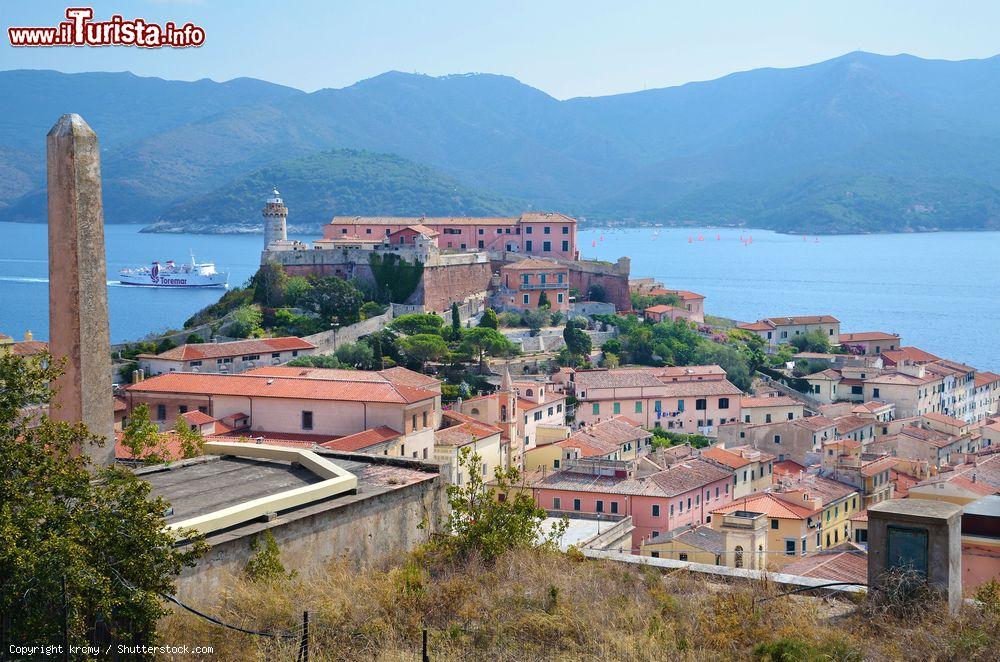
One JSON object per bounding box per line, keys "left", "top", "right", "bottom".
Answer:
{"left": 5, "top": 53, "right": 1000, "bottom": 234}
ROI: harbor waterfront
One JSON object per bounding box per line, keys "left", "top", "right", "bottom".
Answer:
{"left": 1, "top": 221, "right": 998, "bottom": 371}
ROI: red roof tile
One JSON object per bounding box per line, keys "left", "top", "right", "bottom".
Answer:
{"left": 321, "top": 426, "right": 401, "bottom": 451}
{"left": 144, "top": 337, "right": 315, "bottom": 361}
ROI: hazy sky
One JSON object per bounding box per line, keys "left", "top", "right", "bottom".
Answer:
{"left": 3, "top": 1, "right": 1000, "bottom": 98}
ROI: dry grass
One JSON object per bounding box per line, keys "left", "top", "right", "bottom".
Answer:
{"left": 160, "top": 549, "right": 999, "bottom": 661}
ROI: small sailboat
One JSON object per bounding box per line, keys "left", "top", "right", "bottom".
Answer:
{"left": 716, "top": 233, "right": 721, "bottom": 241}
{"left": 592, "top": 240, "right": 596, "bottom": 247}
{"left": 688, "top": 236, "right": 693, "bottom": 244}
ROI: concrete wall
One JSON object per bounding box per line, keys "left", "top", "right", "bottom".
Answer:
{"left": 173, "top": 455, "right": 449, "bottom": 605}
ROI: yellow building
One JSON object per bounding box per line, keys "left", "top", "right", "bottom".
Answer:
{"left": 433, "top": 410, "right": 505, "bottom": 485}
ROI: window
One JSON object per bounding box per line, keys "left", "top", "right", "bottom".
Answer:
{"left": 695, "top": 399, "right": 707, "bottom": 410}
{"left": 478, "top": 240, "right": 484, "bottom": 248}
{"left": 523, "top": 294, "right": 530, "bottom": 305}
{"left": 715, "top": 487, "right": 719, "bottom": 498}
{"left": 873, "top": 388, "right": 880, "bottom": 398}
{"left": 197, "top": 406, "right": 208, "bottom": 414}
{"left": 744, "top": 414, "right": 751, "bottom": 423}
{"left": 773, "top": 435, "right": 781, "bottom": 444}
{"left": 679, "top": 553, "right": 689, "bottom": 562}
{"left": 562, "top": 240, "right": 569, "bottom": 251}
{"left": 785, "top": 540, "right": 796, "bottom": 556}
{"left": 771, "top": 519, "right": 779, "bottom": 530}
{"left": 765, "top": 413, "right": 772, "bottom": 423}
{"left": 635, "top": 401, "right": 643, "bottom": 413}
{"left": 189, "top": 360, "right": 202, "bottom": 367}
{"left": 156, "top": 404, "right": 166, "bottom": 420}
{"left": 652, "top": 504, "right": 660, "bottom": 517}
{"left": 592, "top": 403, "right": 600, "bottom": 415}
{"left": 422, "top": 411, "right": 428, "bottom": 428}
{"left": 611, "top": 501, "right": 619, "bottom": 514}
{"left": 734, "top": 546, "right": 744, "bottom": 568}
{"left": 542, "top": 241, "right": 551, "bottom": 252}
{"left": 241, "top": 354, "right": 260, "bottom": 362}
{"left": 677, "top": 400, "right": 685, "bottom": 412}
{"left": 719, "top": 398, "right": 729, "bottom": 409}
{"left": 557, "top": 293, "right": 564, "bottom": 303}
{"left": 301, "top": 410, "right": 313, "bottom": 430}
{"left": 543, "top": 226, "right": 551, "bottom": 234}
{"left": 596, "top": 500, "right": 604, "bottom": 513}
{"left": 573, "top": 498, "right": 581, "bottom": 512}
{"left": 613, "top": 402, "right": 621, "bottom": 414}
{"left": 553, "top": 497, "right": 561, "bottom": 510}
{"left": 525, "top": 240, "right": 533, "bottom": 251}
{"left": 179, "top": 405, "right": 188, "bottom": 414}
{"left": 525, "top": 226, "right": 533, "bottom": 234}
{"left": 670, "top": 504, "right": 675, "bottom": 515}
{"left": 651, "top": 551, "right": 660, "bottom": 558}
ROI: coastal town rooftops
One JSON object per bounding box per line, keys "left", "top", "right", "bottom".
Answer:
{"left": 739, "top": 395, "right": 800, "bottom": 408}
{"left": 126, "top": 372, "right": 437, "bottom": 404}
{"left": 700, "top": 445, "right": 773, "bottom": 469}
{"left": 573, "top": 368, "right": 739, "bottom": 395}
{"left": 912, "top": 455, "right": 1000, "bottom": 494}
{"left": 792, "top": 415, "right": 837, "bottom": 432}
{"left": 805, "top": 369, "right": 842, "bottom": 381}
{"left": 865, "top": 371, "right": 940, "bottom": 386}
{"left": 839, "top": 332, "right": 899, "bottom": 343}
{"left": 139, "top": 337, "right": 315, "bottom": 361}
{"left": 329, "top": 212, "right": 576, "bottom": 226}
{"left": 878, "top": 426, "right": 959, "bottom": 449}
{"left": 180, "top": 410, "right": 215, "bottom": 426}
{"left": 246, "top": 365, "right": 440, "bottom": 391}
{"left": 527, "top": 457, "right": 730, "bottom": 498}
{"left": 435, "top": 411, "right": 502, "bottom": 447}
{"left": 853, "top": 401, "right": 892, "bottom": 414}
{"left": 922, "top": 412, "right": 968, "bottom": 428}
{"left": 773, "top": 459, "right": 810, "bottom": 477}
{"left": 322, "top": 426, "right": 402, "bottom": 452}
{"left": 645, "top": 304, "right": 687, "bottom": 315}
{"left": 776, "top": 473, "right": 857, "bottom": 504}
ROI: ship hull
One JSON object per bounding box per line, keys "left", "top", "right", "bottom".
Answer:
{"left": 117, "top": 274, "right": 227, "bottom": 288}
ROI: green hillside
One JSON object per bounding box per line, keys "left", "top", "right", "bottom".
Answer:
{"left": 144, "top": 149, "right": 519, "bottom": 233}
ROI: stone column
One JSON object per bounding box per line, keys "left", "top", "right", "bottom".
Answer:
{"left": 867, "top": 499, "right": 963, "bottom": 613}
{"left": 47, "top": 113, "right": 115, "bottom": 466}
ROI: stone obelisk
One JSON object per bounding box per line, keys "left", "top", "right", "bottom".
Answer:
{"left": 47, "top": 114, "right": 115, "bottom": 466}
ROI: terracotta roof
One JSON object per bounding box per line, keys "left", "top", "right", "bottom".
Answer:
{"left": 880, "top": 346, "right": 941, "bottom": 365}
{"left": 528, "top": 457, "right": 730, "bottom": 498}
{"left": 436, "top": 411, "right": 502, "bottom": 447}
{"left": 574, "top": 369, "right": 667, "bottom": 390}
{"left": 649, "top": 459, "right": 734, "bottom": 497}
{"left": 890, "top": 469, "right": 919, "bottom": 497}
{"left": 377, "top": 366, "right": 441, "bottom": 390}
{"left": 501, "top": 258, "right": 569, "bottom": 271}
{"left": 794, "top": 416, "right": 837, "bottom": 432}
{"left": 776, "top": 474, "right": 857, "bottom": 505}
{"left": 773, "top": 460, "right": 809, "bottom": 476}
{"left": 711, "top": 493, "right": 819, "bottom": 520}
{"left": 145, "top": 337, "right": 315, "bottom": 361}
{"left": 180, "top": 410, "right": 215, "bottom": 425}
{"left": 806, "top": 369, "right": 842, "bottom": 381}
{"left": 737, "top": 320, "right": 776, "bottom": 332}
{"left": 644, "top": 304, "right": 686, "bottom": 315}
{"left": 126, "top": 372, "right": 437, "bottom": 404}
{"left": 660, "top": 289, "right": 704, "bottom": 301}
{"left": 865, "top": 371, "right": 940, "bottom": 386}
{"left": 765, "top": 315, "right": 839, "bottom": 326}
{"left": 113, "top": 396, "right": 128, "bottom": 412}
{"left": 834, "top": 416, "right": 872, "bottom": 435}
{"left": 878, "top": 426, "right": 960, "bottom": 449}
{"left": 850, "top": 509, "right": 868, "bottom": 522}
{"left": 783, "top": 546, "right": 867, "bottom": 584}
{"left": 974, "top": 371, "right": 1000, "bottom": 388}
{"left": 852, "top": 401, "right": 891, "bottom": 414}
{"left": 859, "top": 456, "right": 897, "bottom": 477}
{"left": 825, "top": 438, "right": 861, "bottom": 451}
{"left": 559, "top": 417, "right": 651, "bottom": 457}
{"left": 740, "top": 396, "right": 800, "bottom": 409}
{"left": 839, "top": 332, "right": 899, "bottom": 343}
{"left": 7, "top": 340, "right": 48, "bottom": 356}
{"left": 320, "top": 426, "right": 401, "bottom": 452}
{"left": 700, "top": 446, "right": 753, "bottom": 469}
{"left": 392, "top": 224, "right": 439, "bottom": 237}
{"left": 921, "top": 412, "right": 967, "bottom": 428}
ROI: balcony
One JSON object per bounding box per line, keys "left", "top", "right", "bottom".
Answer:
{"left": 520, "top": 282, "right": 567, "bottom": 290}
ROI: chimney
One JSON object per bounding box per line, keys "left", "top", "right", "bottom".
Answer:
{"left": 47, "top": 114, "right": 114, "bottom": 466}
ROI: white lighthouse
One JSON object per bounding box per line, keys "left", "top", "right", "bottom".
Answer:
{"left": 262, "top": 187, "right": 288, "bottom": 248}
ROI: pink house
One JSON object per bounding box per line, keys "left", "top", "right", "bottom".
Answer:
{"left": 323, "top": 212, "right": 578, "bottom": 260}
{"left": 527, "top": 457, "right": 735, "bottom": 548}
{"left": 649, "top": 289, "right": 705, "bottom": 323}
{"left": 498, "top": 258, "right": 570, "bottom": 312}
{"left": 644, "top": 304, "right": 695, "bottom": 324}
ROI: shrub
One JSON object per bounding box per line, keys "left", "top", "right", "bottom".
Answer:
{"left": 244, "top": 530, "right": 292, "bottom": 582}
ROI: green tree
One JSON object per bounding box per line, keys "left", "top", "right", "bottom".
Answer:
{"left": 360, "top": 301, "right": 386, "bottom": 320}
{"left": 460, "top": 327, "right": 515, "bottom": 371}
{"left": 283, "top": 275, "right": 312, "bottom": 305}
{"left": 789, "top": 329, "right": 832, "bottom": 354}
{"left": 243, "top": 529, "right": 292, "bottom": 582}
{"left": 335, "top": 341, "right": 375, "bottom": 369}
{"left": 451, "top": 302, "right": 462, "bottom": 339}
{"left": 479, "top": 308, "right": 499, "bottom": 329}
{"left": 400, "top": 333, "right": 449, "bottom": 371}
{"left": 368, "top": 333, "right": 385, "bottom": 370}
{"left": 251, "top": 260, "right": 288, "bottom": 307}
{"left": 0, "top": 353, "right": 205, "bottom": 646}
{"left": 563, "top": 318, "right": 592, "bottom": 357}
{"left": 184, "top": 333, "right": 204, "bottom": 344}
{"left": 588, "top": 284, "right": 607, "bottom": 302}
{"left": 390, "top": 313, "right": 445, "bottom": 336}
{"left": 538, "top": 291, "right": 550, "bottom": 308}
{"left": 122, "top": 402, "right": 165, "bottom": 463}
{"left": 228, "top": 304, "right": 263, "bottom": 339}
{"left": 172, "top": 415, "right": 205, "bottom": 459}
{"left": 523, "top": 307, "right": 549, "bottom": 335}
{"left": 429, "top": 447, "right": 566, "bottom": 563}
{"left": 602, "top": 338, "right": 622, "bottom": 355}
{"left": 301, "top": 277, "right": 365, "bottom": 326}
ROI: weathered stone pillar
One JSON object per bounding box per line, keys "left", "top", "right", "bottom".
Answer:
{"left": 867, "top": 499, "right": 963, "bottom": 613}
{"left": 47, "top": 113, "right": 115, "bottom": 466}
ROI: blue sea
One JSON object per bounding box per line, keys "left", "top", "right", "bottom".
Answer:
{"left": 578, "top": 227, "right": 1000, "bottom": 373}
{"left": 1, "top": 222, "right": 997, "bottom": 372}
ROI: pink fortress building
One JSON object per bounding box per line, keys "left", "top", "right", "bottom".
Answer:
{"left": 323, "top": 212, "right": 579, "bottom": 260}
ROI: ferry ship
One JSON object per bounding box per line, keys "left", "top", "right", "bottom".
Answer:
{"left": 118, "top": 255, "right": 228, "bottom": 288}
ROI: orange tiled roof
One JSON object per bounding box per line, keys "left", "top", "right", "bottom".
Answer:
{"left": 711, "top": 492, "right": 818, "bottom": 520}
{"left": 834, "top": 416, "right": 872, "bottom": 435}
{"left": 180, "top": 410, "right": 215, "bottom": 426}
{"left": 321, "top": 426, "right": 401, "bottom": 452}
{"left": 922, "top": 412, "right": 967, "bottom": 428}
{"left": 700, "top": 445, "right": 753, "bottom": 469}
{"left": 126, "top": 372, "right": 437, "bottom": 404}
{"left": 783, "top": 547, "right": 867, "bottom": 584}
{"left": 880, "top": 346, "right": 941, "bottom": 365}
{"left": 974, "top": 371, "right": 1000, "bottom": 388}
{"left": 146, "top": 337, "right": 315, "bottom": 361}
{"left": 501, "top": 258, "right": 569, "bottom": 271}
{"left": 839, "top": 332, "right": 899, "bottom": 343}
